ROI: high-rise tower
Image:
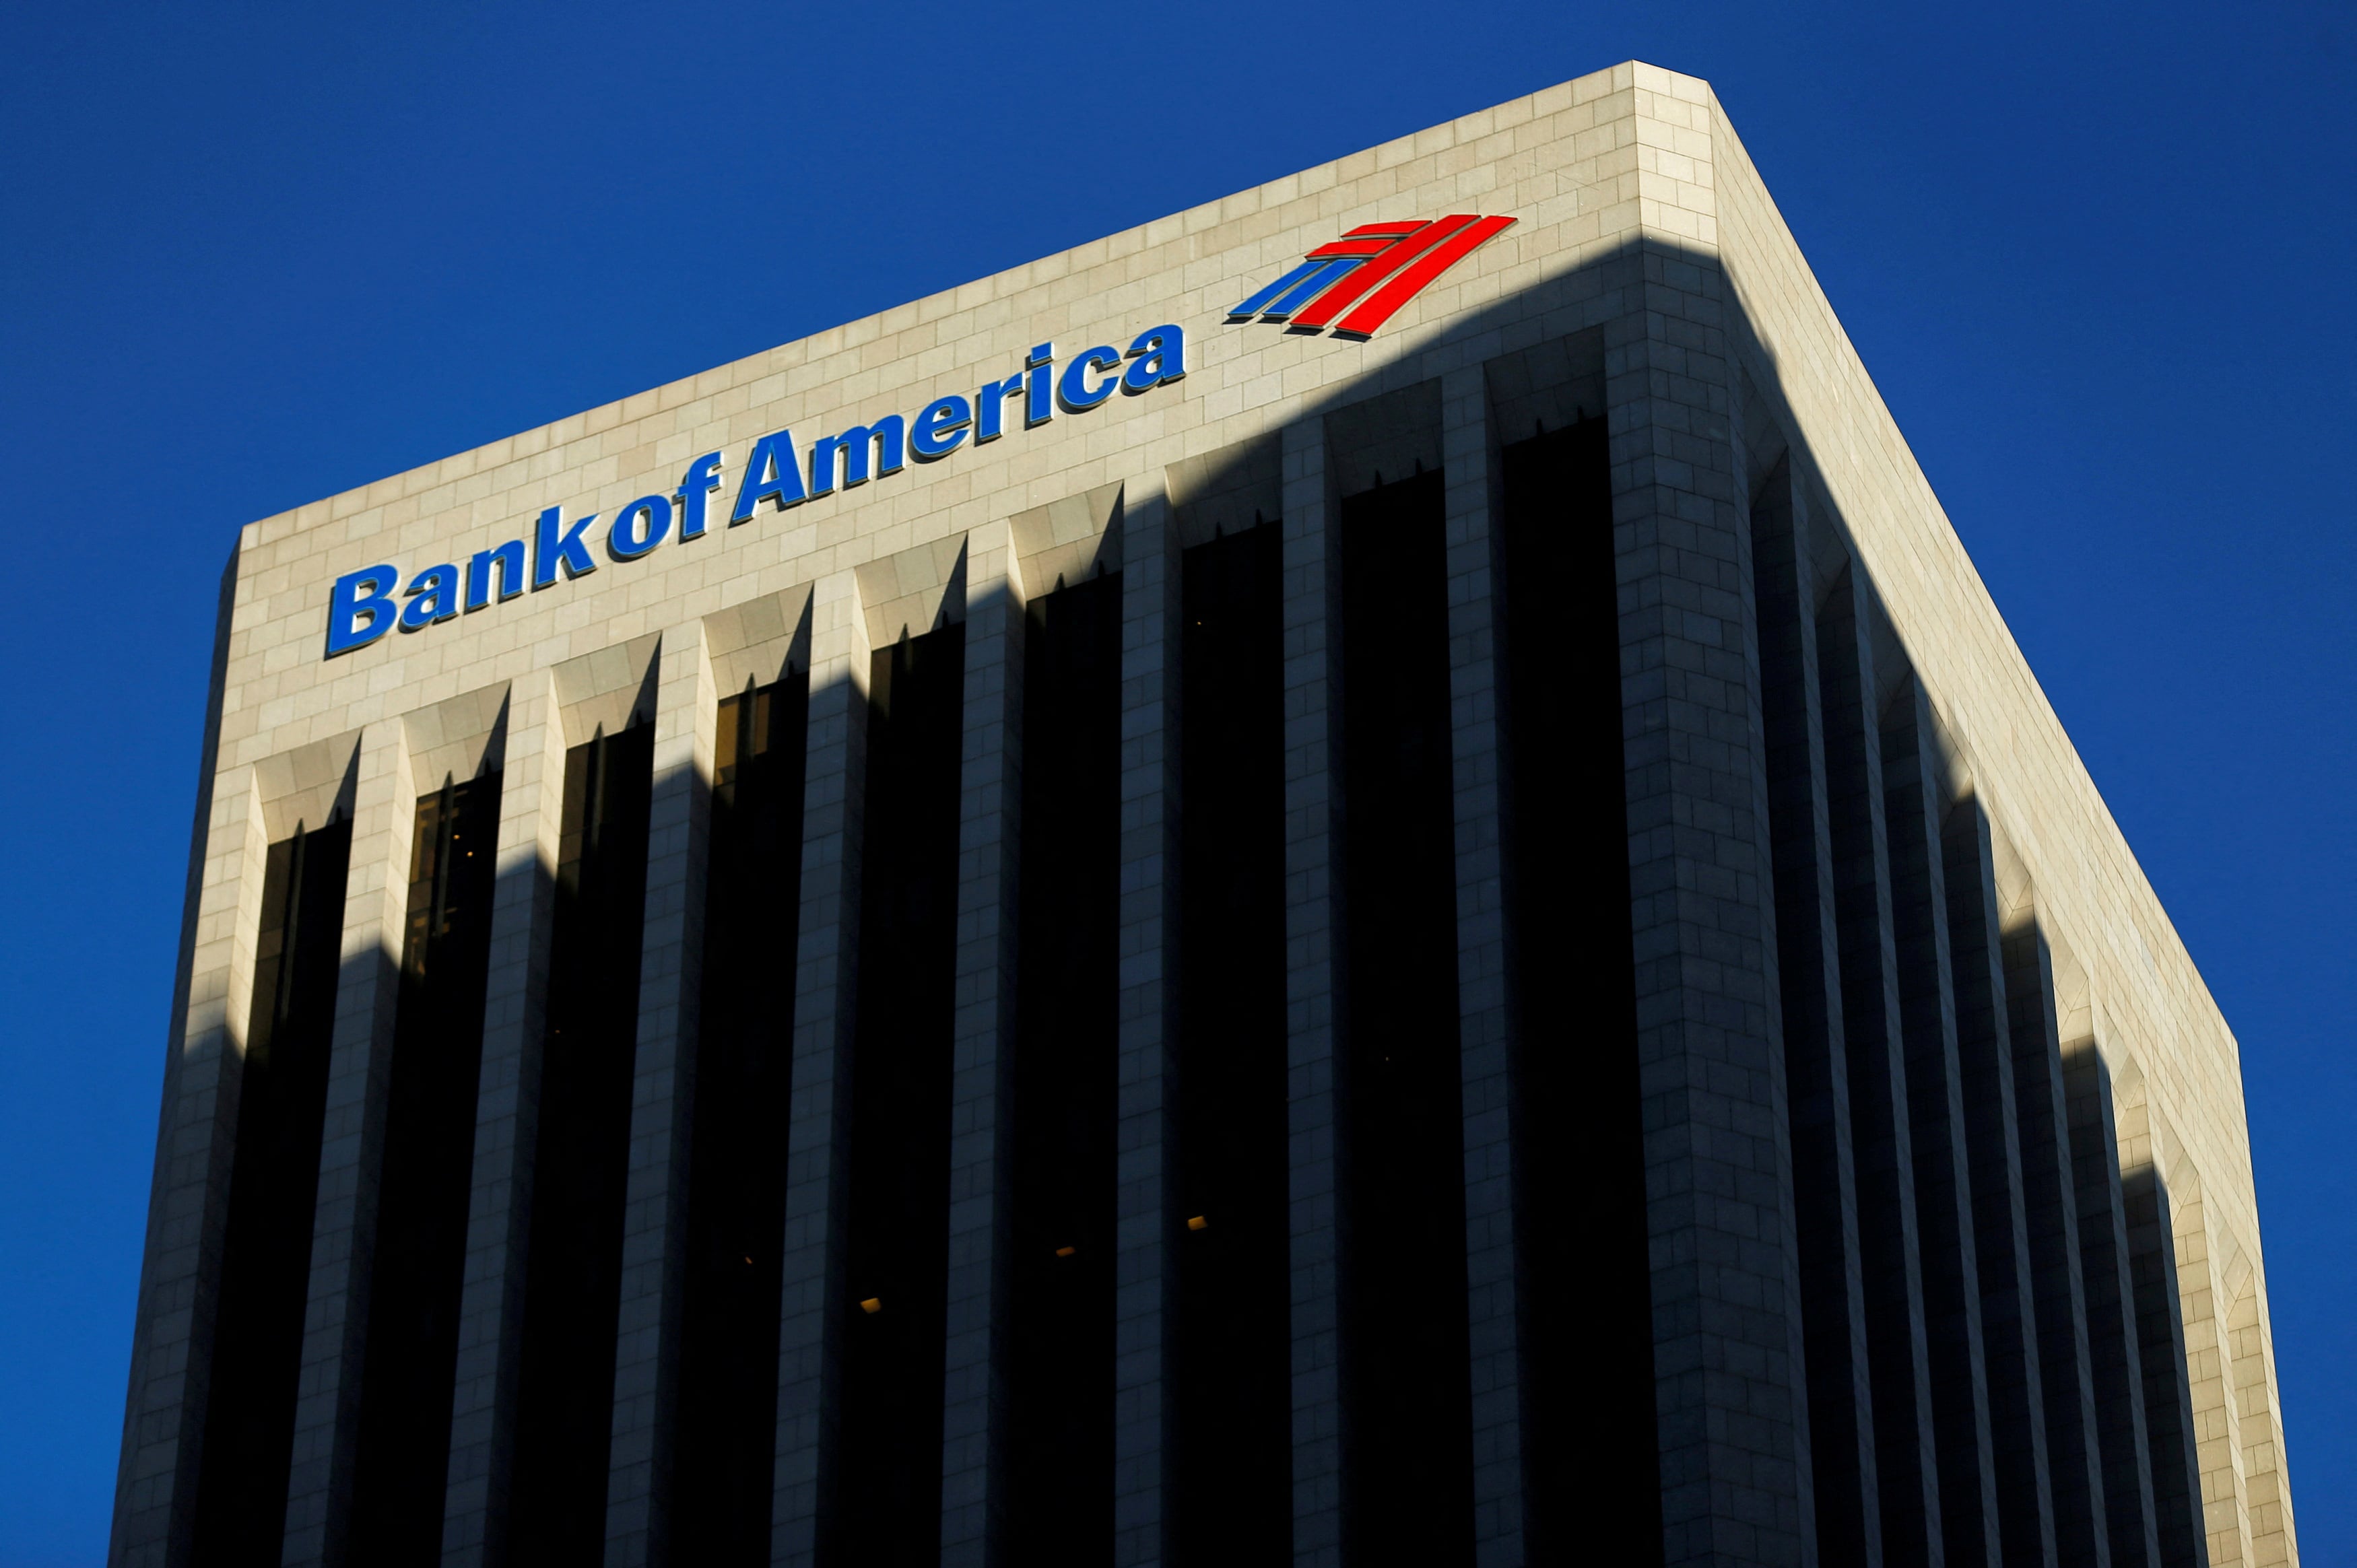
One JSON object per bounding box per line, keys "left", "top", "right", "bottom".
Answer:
{"left": 113, "top": 62, "right": 2298, "bottom": 1568}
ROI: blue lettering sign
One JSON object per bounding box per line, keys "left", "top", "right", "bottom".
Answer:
{"left": 608, "top": 496, "right": 673, "bottom": 560}
{"left": 533, "top": 506, "right": 598, "bottom": 588}
{"left": 1123, "top": 326, "right": 1185, "bottom": 393}
{"left": 327, "top": 564, "right": 400, "bottom": 657}
{"left": 401, "top": 564, "right": 459, "bottom": 630}
{"left": 675, "top": 452, "right": 723, "bottom": 541}
{"left": 732, "top": 430, "right": 806, "bottom": 522}
{"left": 1057, "top": 347, "right": 1122, "bottom": 413}
{"left": 974, "top": 371, "right": 1026, "bottom": 444}
{"left": 467, "top": 540, "right": 525, "bottom": 611}
{"left": 810, "top": 417, "right": 904, "bottom": 496}
{"left": 323, "top": 319, "right": 1189, "bottom": 656}
{"left": 910, "top": 396, "right": 971, "bottom": 460}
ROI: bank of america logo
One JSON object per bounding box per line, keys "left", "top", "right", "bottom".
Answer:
{"left": 1228, "top": 214, "right": 1517, "bottom": 338}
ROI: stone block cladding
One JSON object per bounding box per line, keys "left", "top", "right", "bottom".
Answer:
{"left": 111, "top": 61, "right": 2296, "bottom": 1568}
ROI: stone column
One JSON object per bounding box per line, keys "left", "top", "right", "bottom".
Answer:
{"left": 2113, "top": 1064, "right": 2204, "bottom": 1567}
{"left": 1992, "top": 869, "right": 2115, "bottom": 1568}
{"left": 2224, "top": 1269, "right": 2296, "bottom": 1566}
{"left": 1816, "top": 563, "right": 1944, "bottom": 1565}
{"left": 1941, "top": 787, "right": 2061, "bottom": 1567}
{"left": 605, "top": 621, "right": 718, "bottom": 1564}
{"left": 109, "top": 551, "right": 240, "bottom": 1568}
{"left": 1605, "top": 273, "right": 1811, "bottom": 1566}
{"left": 940, "top": 520, "right": 1026, "bottom": 1567}
{"left": 1437, "top": 365, "right": 1525, "bottom": 1568}
{"left": 2162, "top": 1164, "right": 2251, "bottom": 1568}
{"left": 1750, "top": 448, "right": 1884, "bottom": 1565}
{"left": 1279, "top": 413, "right": 1342, "bottom": 1568}
{"left": 282, "top": 718, "right": 418, "bottom": 1567}
{"left": 772, "top": 568, "right": 872, "bottom": 1567}
{"left": 2063, "top": 1009, "right": 2164, "bottom": 1568}
{"left": 1881, "top": 672, "right": 2005, "bottom": 1566}
{"left": 110, "top": 747, "right": 271, "bottom": 1568}
{"left": 441, "top": 668, "right": 568, "bottom": 1568}
{"left": 1111, "top": 475, "right": 1177, "bottom": 1568}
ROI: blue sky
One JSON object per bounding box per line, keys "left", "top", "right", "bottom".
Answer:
{"left": 2, "top": 2, "right": 2350, "bottom": 1561}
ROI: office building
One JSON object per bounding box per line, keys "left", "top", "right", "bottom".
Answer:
{"left": 112, "top": 61, "right": 2299, "bottom": 1568}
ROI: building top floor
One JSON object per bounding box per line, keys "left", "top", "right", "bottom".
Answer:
{"left": 198, "top": 57, "right": 2274, "bottom": 1342}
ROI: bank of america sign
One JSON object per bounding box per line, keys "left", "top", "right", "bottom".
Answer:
{"left": 1229, "top": 215, "right": 1517, "bottom": 338}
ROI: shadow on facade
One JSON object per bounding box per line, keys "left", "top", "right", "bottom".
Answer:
{"left": 130, "top": 230, "right": 2271, "bottom": 1568}
{"left": 1142, "top": 230, "right": 2232, "bottom": 1567}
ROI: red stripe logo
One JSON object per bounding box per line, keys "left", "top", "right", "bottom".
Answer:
{"left": 1228, "top": 215, "right": 1517, "bottom": 338}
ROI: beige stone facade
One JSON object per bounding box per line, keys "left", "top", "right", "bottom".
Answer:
{"left": 112, "top": 60, "right": 2295, "bottom": 1568}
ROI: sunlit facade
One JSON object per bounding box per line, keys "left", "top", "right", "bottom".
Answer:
{"left": 113, "top": 61, "right": 2297, "bottom": 1568}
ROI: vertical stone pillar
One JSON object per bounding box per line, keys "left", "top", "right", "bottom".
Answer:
{"left": 1993, "top": 875, "right": 2115, "bottom": 1568}
{"left": 772, "top": 568, "right": 872, "bottom": 1567}
{"left": 1112, "top": 475, "right": 1177, "bottom": 1567}
{"left": 2225, "top": 1272, "right": 2296, "bottom": 1566}
{"left": 1750, "top": 450, "right": 1884, "bottom": 1565}
{"left": 110, "top": 737, "right": 271, "bottom": 1568}
{"left": 1817, "top": 564, "right": 1944, "bottom": 1563}
{"left": 2113, "top": 1066, "right": 2203, "bottom": 1567}
{"left": 442, "top": 669, "right": 568, "bottom": 1568}
{"left": 940, "top": 521, "right": 1026, "bottom": 1567}
{"left": 283, "top": 718, "right": 418, "bottom": 1567}
{"left": 2164, "top": 1165, "right": 2251, "bottom": 1568}
{"left": 1881, "top": 674, "right": 2005, "bottom": 1567}
{"left": 605, "top": 621, "right": 718, "bottom": 1564}
{"left": 1605, "top": 277, "right": 1810, "bottom": 1566}
{"left": 2063, "top": 1008, "right": 2164, "bottom": 1568}
{"left": 1939, "top": 791, "right": 2061, "bottom": 1567}
{"left": 1437, "top": 365, "right": 1525, "bottom": 1568}
{"left": 1279, "top": 413, "right": 1342, "bottom": 1568}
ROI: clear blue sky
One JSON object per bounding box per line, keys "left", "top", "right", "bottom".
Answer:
{"left": 3, "top": 3, "right": 2349, "bottom": 1561}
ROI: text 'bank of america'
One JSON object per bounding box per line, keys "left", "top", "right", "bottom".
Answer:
{"left": 112, "top": 60, "right": 2302, "bottom": 1568}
